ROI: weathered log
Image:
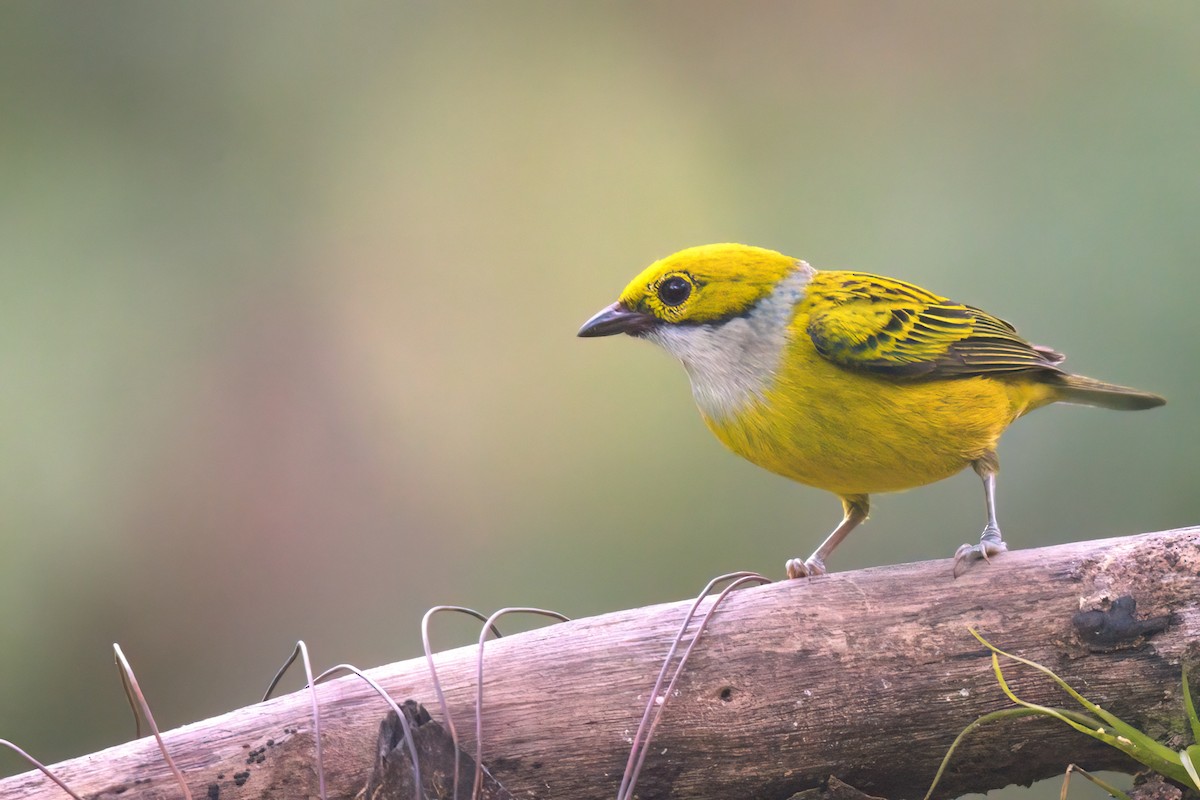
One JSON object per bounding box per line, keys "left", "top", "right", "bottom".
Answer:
{"left": 1, "top": 527, "right": 1197, "bottom": 800}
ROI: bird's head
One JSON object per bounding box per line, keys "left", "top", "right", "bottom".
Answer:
{"left": 578, "top": 243, "right": 808, "bottom": 339}
{"left": 578, "top": 244, "right": 814, "bottom": 416}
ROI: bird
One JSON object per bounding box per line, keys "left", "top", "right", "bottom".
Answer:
{"left": 577, "top": 243, "right": 1165, "bottom": 579}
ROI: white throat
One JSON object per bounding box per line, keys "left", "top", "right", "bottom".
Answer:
{"left": 645, "top": 262, "right": 814, "bottom": 419}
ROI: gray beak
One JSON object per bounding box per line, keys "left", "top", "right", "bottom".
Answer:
{"left": 577, "top": 302, "right": 657, "bottom": 337}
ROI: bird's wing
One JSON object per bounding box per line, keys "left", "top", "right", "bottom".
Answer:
{"left": 804, "top": 273, "right": 1064, "bottom": 379}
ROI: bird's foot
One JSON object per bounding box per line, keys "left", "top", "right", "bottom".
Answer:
{"left": 785, "top": 556, "right": 826, "bottom": 580}
{"left": 953, "top": 525, "right": 1007, "bottom": 578}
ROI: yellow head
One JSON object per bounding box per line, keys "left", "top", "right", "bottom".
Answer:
{"left": 579, "top": 244, "right": 804, "bottom": 334}
{"left": 579, "top": 243, "right": 814, "bottom": 418}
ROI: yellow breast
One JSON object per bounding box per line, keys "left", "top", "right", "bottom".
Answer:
{"left": 702, "top": 318, "right": 1055, "bottom": 496}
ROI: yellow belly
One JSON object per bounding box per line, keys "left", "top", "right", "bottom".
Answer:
{"left": 702, "top": 348, "right": 1056, "bottom": 496}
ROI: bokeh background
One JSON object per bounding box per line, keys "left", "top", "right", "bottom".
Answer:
{"left": 2, "top": 3, "right": 1196, "bottom": 798}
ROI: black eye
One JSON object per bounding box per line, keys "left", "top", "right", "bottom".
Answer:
{"left": 657, "top": 276, "right": 692, "bottom": 307}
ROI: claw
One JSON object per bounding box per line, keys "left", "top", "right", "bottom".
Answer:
{"left": 785, "top": 557, "right": 826, "bottom": 580}
{"left": 953, "top": 529, "right": 1007, "bottom": 578}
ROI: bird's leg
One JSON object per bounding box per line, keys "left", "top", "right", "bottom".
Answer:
{"left": 786, "top": 494, "right": 869, "bottom": 579}
{"left": 953, "top": 453, "right": 1007, "bottom": 577}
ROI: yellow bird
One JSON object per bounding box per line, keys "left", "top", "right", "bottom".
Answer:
{"left": 578, "top": 244, "right": 1165, "bottom": 578}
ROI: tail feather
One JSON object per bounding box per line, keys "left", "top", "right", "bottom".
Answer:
{"left": 1050, "top": 373, "right": 1166, "bottom": 411}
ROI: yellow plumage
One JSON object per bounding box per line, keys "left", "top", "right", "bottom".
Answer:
{"left": 579, "top": 243, "right": 1164, "bottom": 577}
{"left": 704, "top": 344, "right": 1047, "bottom": 497}
{"left": 705, "top": 267, "right": 1061, "bottom": 496}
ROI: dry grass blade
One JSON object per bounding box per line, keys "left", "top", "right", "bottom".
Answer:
{"left": 421, "top": 606, "right": 505, "bottom": 800}
{"left": 261, "top": 641, "right": 326, "bottom": 800}
{"left": 115, "top": 655, "right": 143, "bottom": 740}
{"left": 112, "top": 644, "right": 193, "bottom": 800}
{"left": 1059, "top": 764, "right": 1129, "bottom": 800}
{"left": 472, "top": 608, "right": 570, "bottom": 800}
{"left": 314, "top": 664, "right": 421, "bottom": 800}
{"left": 617, "top": 571, "right": 770, "bottom": 800}
{"left": 0, "top": 740, "right": 85, "bottom": 800}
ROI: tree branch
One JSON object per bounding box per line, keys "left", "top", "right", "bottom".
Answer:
{"left": 3, "top": 527, "right": 1198, "bottom": 800}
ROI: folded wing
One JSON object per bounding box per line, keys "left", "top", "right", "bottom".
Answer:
{"left": 805, "top": 273, "right": 1065, "bottom": 379}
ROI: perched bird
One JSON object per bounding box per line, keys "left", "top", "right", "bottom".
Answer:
{"left": 578, "top": 244, "right": 1164, "bottom": 578}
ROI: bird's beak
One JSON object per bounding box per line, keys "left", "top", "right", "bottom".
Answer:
{"left": 577, "top": 302, "right": 657, "bottom": 337}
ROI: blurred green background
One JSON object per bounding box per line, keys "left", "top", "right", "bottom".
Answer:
{"left": 1, "top": 3, "right": 1196, "bottom": 797}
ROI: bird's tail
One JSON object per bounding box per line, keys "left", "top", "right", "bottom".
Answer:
{"left": 1050, "top": 373, "right": 1166, "bottom": 411}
